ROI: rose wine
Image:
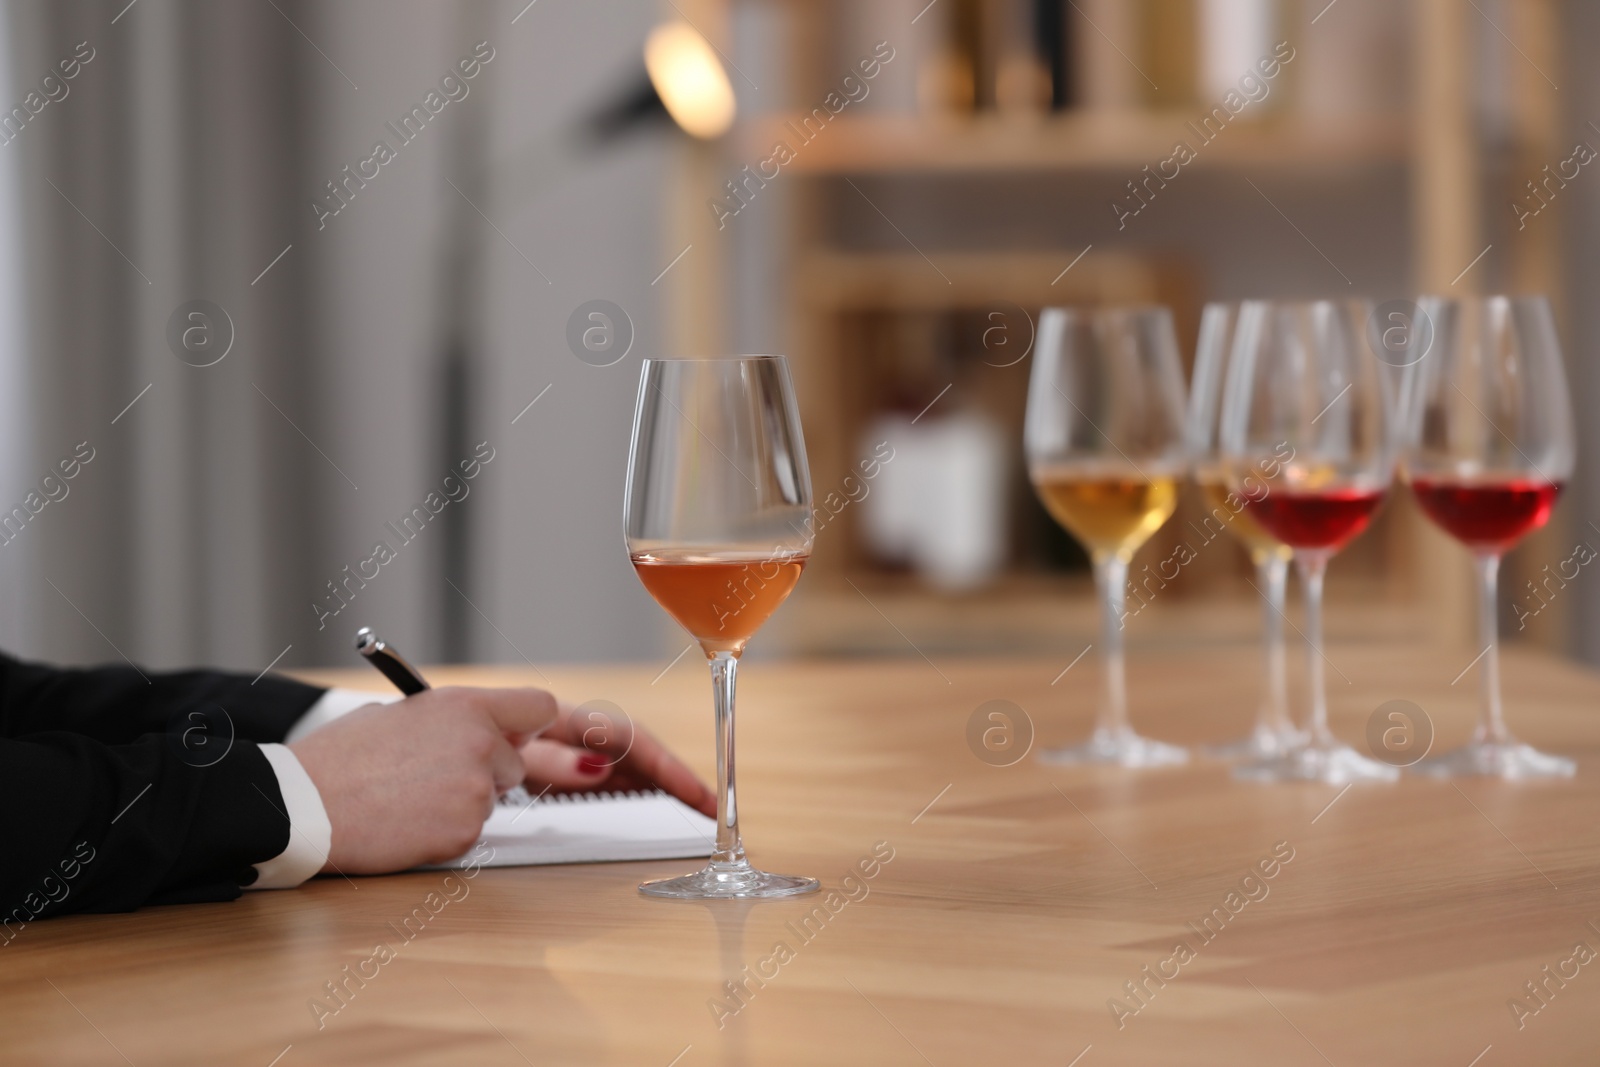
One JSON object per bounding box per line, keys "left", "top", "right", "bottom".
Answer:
{"left": 1032, "top": 473, "right": 1178, "bottom": 560}
{"left": 1247, "top": 487, "right": 1387, "bottom": 551}
{"left": 632, "top": 552, "right": 807, "bottom": 655}
{"left": 1196, "top": 478, "right": 1292, "bottom": 563}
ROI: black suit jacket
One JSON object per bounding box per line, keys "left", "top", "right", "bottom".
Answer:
{"left": 0, "top": 652, "right": 326, "bottom": 926}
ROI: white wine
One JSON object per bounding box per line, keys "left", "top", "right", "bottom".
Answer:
{"left": 1033, "top": 473, "right": 1178, "bottom": 561}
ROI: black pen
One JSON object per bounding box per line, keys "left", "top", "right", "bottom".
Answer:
{"left": 355, "top": 627, "right": 431, "bottom": 696}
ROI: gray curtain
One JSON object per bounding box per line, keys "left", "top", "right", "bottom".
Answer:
{"left": 2, "top": 0, "right": 320, "bottom": 672}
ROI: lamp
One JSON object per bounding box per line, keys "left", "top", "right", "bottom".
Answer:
{"left": 644, "top": 22, "right": 736, "bottom": 139}
{"left": 587, "top": 21, "right": 736, "bottom": 144}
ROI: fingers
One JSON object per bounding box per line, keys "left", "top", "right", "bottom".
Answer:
{"left": 551, "top": 702, "right": 715, "bottom": 816}
{"left": 617, "top": 726, "right": 718, "bottom": 817}
{"left": 519, "top": 738, "right": 614, "bottom": 791}
{"left": 488, "top": 732, "right": 529, "bottom": 795}
{"left": 455, "top": 687, "right": 560, "bottom": 739}
{"left": 512, "top": 695, "right": 716, "bottom": 817}
{"left": 546, "top": 700, "right": 634, "bottom": 754}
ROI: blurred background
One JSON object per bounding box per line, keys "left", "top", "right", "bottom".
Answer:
{"left": 0, "top": 0, "right": 1596, "bottom": 674}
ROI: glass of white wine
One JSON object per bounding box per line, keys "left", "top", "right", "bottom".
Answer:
{"left": 1025, "top": 306, "right": 1190, "bottom": 767}
{"left": 1187, "top": 302, "right": 1306, "bottom": 759}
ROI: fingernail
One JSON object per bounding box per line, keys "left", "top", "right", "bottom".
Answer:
{"left": 576, "top": 753, "right": 609, "bottom": 775}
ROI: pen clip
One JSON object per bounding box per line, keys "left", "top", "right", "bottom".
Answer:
{"left": 355, "top": 626, "right": 431, "bottom": 696}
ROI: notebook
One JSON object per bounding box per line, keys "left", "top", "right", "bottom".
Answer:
{"left": 423, "top": 789, "right": 717, "bottom": 869}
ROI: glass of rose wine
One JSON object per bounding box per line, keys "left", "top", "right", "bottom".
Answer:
{"left": 1402, "top": 295, "right": 1575, "bottom": 778}
{"left": 625, "top": 356, "right": 818, "bottom": 898}
{"left": 1187, "top": 302, "right": 1306, "bottom": 759}
{"left": 1025, "top": 306, "right": 1190, "bottom": 767}
{"left": 1220, "top": 299, "right": 1400, "bottom": 783}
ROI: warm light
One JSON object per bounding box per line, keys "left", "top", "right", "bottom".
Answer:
{"left": 644, "top": 22, "right": 736, "bottom": 140}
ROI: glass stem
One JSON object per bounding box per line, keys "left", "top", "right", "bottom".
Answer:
{"left": 1296, "top": 552, "right": 1334, "bottom": 745}
{"left": 1256, "top": 552, "right": 1293, "bottom": 737}
{"left": 1094, "top": 555, "right": 1131, "bottom": 739}
{"left": 709, "top": 651, "right": 747, "bottom": 866}
{"left": 1475, "top": 553, "right": 1509, "bottom": 745}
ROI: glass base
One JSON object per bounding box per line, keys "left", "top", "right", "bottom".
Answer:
{"left": 1412, "top": 739, "right": 1576, "bottom": 780}
{"left": 1037, "top": 728, "right": 1189, "bottom": 768}
{"left": 1202, "top": 723, "right": 1309, "bottom": 761}
{"left": 639, "top": 859, "right": 819, "bottom": 900}
{"left": 1232, "top": 739, "right": 1400, "bottom": 784}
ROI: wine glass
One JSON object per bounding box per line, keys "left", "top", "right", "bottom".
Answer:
{"left": 1187, "top": 302, "right": 1306, "bottom": 758}
{"left": 625, "top": 356, "right": 818, "bottom": 898}
{"left": 1219, "top": 299, "right": 1400, "bottom": 783}
{"left": 1025, "top": 305, "right": 1189, "bottom": 767}
{"left": 1401, "top": 295, "right": 1576, "bottom": 778}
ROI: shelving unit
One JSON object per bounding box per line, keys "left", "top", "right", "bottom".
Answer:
{"left": 736, "top": 111, "right": 1408, "bottom": 175}
{"left": 664, "top": 0, "right": 1568, "bottom": 659}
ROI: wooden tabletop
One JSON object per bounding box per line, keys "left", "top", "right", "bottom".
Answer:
{"left": 7, "top": 642, "right": 1600, "bottom": 1066}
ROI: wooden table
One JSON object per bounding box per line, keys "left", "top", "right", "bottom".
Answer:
{"left": 6, "top": 644, "right": 1600, "bottom": 1065}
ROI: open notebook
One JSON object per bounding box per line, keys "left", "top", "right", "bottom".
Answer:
{"left": 423, "top": 789, "right": 718, "bottom": 869}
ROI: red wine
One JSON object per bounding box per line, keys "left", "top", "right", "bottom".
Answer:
{"left": 1410, "top": 477, "right": 1563, "bottom": 551}
{"left": 1248, "top": 487, "right": 1387, "bottom": 551}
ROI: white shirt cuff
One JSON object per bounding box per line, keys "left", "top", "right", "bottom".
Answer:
{"left": 250, "top": 743, "right": 333, "bottom": 889}
{"left": 284, "top": 686, "right": 400, "bottom": 743}
{"left": 248, "top": 688, "right": 404, "bottom": 889}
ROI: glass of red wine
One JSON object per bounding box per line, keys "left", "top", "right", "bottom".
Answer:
{"left": 1219, "top": 299, "right": 1401, "bottom": 783}
{"left": 1402, "top": 295, "right": 1576, "bottom": 778}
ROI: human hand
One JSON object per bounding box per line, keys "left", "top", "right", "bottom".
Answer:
{"left": 517, "top": 701, "right": 716, "bottom": 818}
{"left": 287, "top": 686, "right": 557, "bottom": 874}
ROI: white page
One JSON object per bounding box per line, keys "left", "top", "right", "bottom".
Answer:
{"left": 422, "top": 790, "right": 717, "bottom": 869}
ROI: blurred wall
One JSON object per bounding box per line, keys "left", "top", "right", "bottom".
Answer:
{"left": 305, "top": 0, "right": 680, "bottom": 669}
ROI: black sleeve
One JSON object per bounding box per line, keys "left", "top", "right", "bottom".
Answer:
{"left": 0, "top": 652, "right": 328, "bottom": 926}
{"left": 0, "top": 651, "right": 325, "bottom": 746}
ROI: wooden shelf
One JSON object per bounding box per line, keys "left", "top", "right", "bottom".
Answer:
{"left": 794, "top": 249, "right": 1165, "bottom": 310}
{"left": 736, "top": 110, "right": 1408, "bottom": 176}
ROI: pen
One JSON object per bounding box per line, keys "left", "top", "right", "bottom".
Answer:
{"left": 355, "top": 625, "right": 533, "bottom": 806}
{"left": 355, "top": 627, "right": 431, "bottom": 696}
